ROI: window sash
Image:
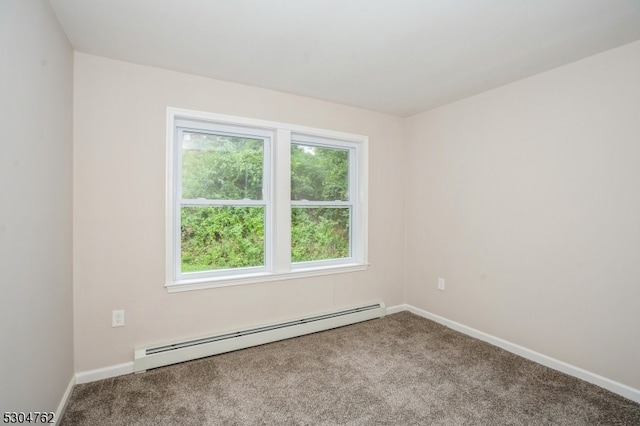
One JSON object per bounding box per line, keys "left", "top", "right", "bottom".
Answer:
{"left": 174, "top": 123, "right": 272, "bottom": 281}
{"left": 289, "top": 138, "right": 357, "bottom": 266}
{"left": 182, "top": 199, "right": 267, "bottom": 207}
{"left": 291, "top": 200, "right": 351, "bottom": 207}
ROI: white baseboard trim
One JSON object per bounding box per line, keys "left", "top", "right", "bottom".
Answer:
{"left": 402, "top": 304, "right": 640, "bottom": 404}
{"left": 386, "top": 303, "right": 409, "bottom": 315}
{"left": 75, "top": 362, "right": 134, "bottom": 384}
{"left": 73, "top": 305, "right": 640, "bottom": 404}
{"left": 55, "top": 375, "right": 75, "bottom": 423}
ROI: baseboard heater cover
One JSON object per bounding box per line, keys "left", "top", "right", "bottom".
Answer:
{"left": 134, "top": 302, "right": 386, "bottom": 373}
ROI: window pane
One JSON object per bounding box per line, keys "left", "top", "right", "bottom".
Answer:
{"left": 291, "top": 143, "right": 348, "bottom": 201}
{"left": 291, "top": 207, "right": 350, "bottom": 262}
{"left": 181, "top": 206, "right": 264, "bottom": 272}
{"left": 182, "top": 131, "right": 264, "bottom": 200}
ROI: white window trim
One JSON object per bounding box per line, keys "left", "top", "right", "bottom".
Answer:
{"left": 166, "top": 107, "right": 369, "bottom": 293}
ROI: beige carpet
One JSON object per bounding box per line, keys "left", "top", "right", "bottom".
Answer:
{"left": 61, "top": 312, "right": 640, "bottom": 425}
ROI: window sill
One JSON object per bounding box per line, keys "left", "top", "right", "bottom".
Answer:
{"left": 165, "top": 263, "right": 370, "bottom": 293}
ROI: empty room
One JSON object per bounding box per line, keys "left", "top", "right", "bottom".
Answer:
{"left": 1, "top": 0, "right": 639, "bottom": 424}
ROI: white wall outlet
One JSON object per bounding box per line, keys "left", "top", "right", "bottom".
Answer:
{"left": 112, "top": 309, "right": 125, "bottom": 327}
{"left": 437, "top": 278, "right": 445, "bottom": 291}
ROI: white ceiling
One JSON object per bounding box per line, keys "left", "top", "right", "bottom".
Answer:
{"left": 50, "top": 0, "right": 640, "bottom": 117}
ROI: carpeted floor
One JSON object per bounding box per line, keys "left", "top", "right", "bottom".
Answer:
{"left": 61, "top": 312, "right": 640, "bottom": 425}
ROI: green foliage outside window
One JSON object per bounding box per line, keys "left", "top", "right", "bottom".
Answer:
{"left": 291, "top": 207, "right": 350, "bottom": 262}
{"left": 182, "top": 133, "right": 263, "bottom": 200}
{"left": 290, "top": 143, "right": 350, "bottom": 262}
{"left": 181, "top": 207, "right": 264, "bottom": 272}
{"left": 291, "top": 144, "right": 349, "bottom": 201}
{"left": 180, "top": 133, "right": 351, "bottom": 273}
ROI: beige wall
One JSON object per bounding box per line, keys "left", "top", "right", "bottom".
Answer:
{"left": 1, "top": 1, "right": 637, "bottom": 406}
{"left": 73, "top": 53, "right": 405, "bottom": 372}
{"left": 68, "top": 24, "right": 640, "bottom": 394}
{"left": 0, "top": 0, "right": 74, "bottom": 412}
{"left": 405, "top": 40, "right": 640, "bottom": 389}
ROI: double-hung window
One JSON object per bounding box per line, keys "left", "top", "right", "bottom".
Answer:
{"left": 167, "top": 108, "right": 368, "bottom": 292}
{"left": 290, "top": 134, "right": 357, "bottom": 266}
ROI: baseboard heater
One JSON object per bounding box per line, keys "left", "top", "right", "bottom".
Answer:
{"left": 134, "top": 302, "right": 386, "bottom": 373}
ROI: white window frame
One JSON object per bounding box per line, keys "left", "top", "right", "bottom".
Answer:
{"left": 290, "top": 133, "right": 359, "bottom": 270}
{"left": 173, "top": 119, "right": 273, "bottom": 282}
{"left": 166, "top": 107, "right": 368, "bottom": 292}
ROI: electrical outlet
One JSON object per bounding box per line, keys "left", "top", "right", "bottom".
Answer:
{"left": 437, "top": 278, "right": 445, "bottom": 291}
{"left": 112, "top": 310, "right": 125, "bottom": 327}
